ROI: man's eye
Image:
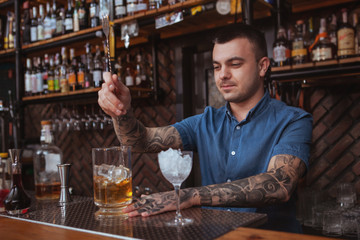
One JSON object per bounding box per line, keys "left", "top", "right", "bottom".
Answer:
{"left": 213, "top": 65, "right": 220, "bottom": 70}
{"left": 231, "top": 63, "right": 241, "bottom": 67}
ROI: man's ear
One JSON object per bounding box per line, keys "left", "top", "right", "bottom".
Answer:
{"left": 259, "top": 57, "right": 270, "bottom": 78}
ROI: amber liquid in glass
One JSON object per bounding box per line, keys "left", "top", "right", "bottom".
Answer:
{"left": 93, "top": 175, "right": 132, "bottom": 208}
{"left": 4, "top": 173, "right": 31, "bottom": 214}
{"left": 35, "top": 182, "right": 61, "bottom": 200}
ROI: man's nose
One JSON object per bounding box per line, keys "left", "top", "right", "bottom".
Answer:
{"left": 219, "top": 66, "right": 231, "bottom": 79}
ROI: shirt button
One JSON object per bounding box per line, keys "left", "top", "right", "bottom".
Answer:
{"left": 227, "top": 209, "right": 231, "bottom": 211}
{"left": 227, "top": 179, "right": 231, "bottom": 183}
{"left": 231, "top": 151, "right": 235, "bottom": 156}
{"left": 236, "top": 126, "right": 240, "bottom": 130}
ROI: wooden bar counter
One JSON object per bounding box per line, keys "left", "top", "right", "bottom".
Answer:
{"left": 0, "top": 195, "right": 336, "bottom": 240}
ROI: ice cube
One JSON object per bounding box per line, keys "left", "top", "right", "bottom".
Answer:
{"left": 97, "top": 164, "right": 115, "bottom": 180}
{"left": 112, "top": 166, "right": 129, "bottom": 181}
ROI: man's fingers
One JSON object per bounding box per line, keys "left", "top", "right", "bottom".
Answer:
{"left": 98, "top": 84, "right": 124, "bottom": 117}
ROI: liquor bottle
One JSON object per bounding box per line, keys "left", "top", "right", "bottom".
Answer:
{"left": 24, "top": 58, "right": 32, "bottom": 96}
{"left": 73, "top": 0, "right": 80, "bottom": 32}
{"left": 68, "top": 48, "right": 77, "bottom": 91}
{"left": 42, "top": 54, "right": 50, "bottom": 94}
{"left": 114, "top": 56, "right": 123, "bottom": 83}
{"left": 54, "top": 53, "right": 61, "bottom": 93}
{"left": 33, "top": 121, "right": 62, "bottom": 200}
{"left": 8, "top": 14, "right": 14, "bottom": 49}
{"left": 310, "top": 18, "right": 335, "bottom": 62}
{"left": 51, "top": 0, "right": 57, "bottom": 36}
{"left": 337, "top": 8, "right": 355, "bottom": 58}
{"left": 90, "top": 0, "right": 100, "bottom": 28}
{"left": 135, "top": 52, "right": 147, "bottom": 86}
{"left": 48, "top": 55, "right": 55, "bottom": 93}
{"left": 65, "top": 0, "right": 74, "bottom": 33}
{"left": 353, "top": 13, "right": 360, "bottom": 56}
{"left": 4, "top": 149, "right": 31, "bottom": 215}
{"left": 55, "top": 6, "right": 65, "bottom": 36}
{"left": 328, "top": 14, "right": 337, "bottom": 50}
{"left": 124, "top": 53, "right": 135, "bottom": 86}
{"left": 115, "top": 0, "right": 127, "bottom": 19}
{"left": 44, "top": 2, "right": 52, "bottom": 39}
{"left": 37, "top": 4, "right": 45, "bottom": 41}
{"left": 36, "top": 57, "right": 44, "bottom": 95}
{"left": 22, "top": 1, "right": 31, "bottom": 46}
{"left": 127, "top": 0, "right": 137, "bottom": 16}
{"left": 273, "top": 26, "right": 291, "bottom": 67}
{"left": 60, "top": 47, "right": 69, "bottom": 93}
{"left": 93, "top": 45, "right": 103, "bottom": 88}
{"left": 31, "top": 57, "right": 38, "bottom": 95}
{"left": 77, "top": 55, "right": 86, "bottom": 89}
{"left": 85, "top": 43, "right": 94, "bottom": 88}
{"left": 292, "top": 20, "right": 308, "bottom": 64}
{"left": 78, "top": 0, "right": 88, "bottom": 30}
{"left": 30, "top": 7, "right": 38, "bottom": 43}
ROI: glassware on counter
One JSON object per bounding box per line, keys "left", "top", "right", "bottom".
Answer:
{"left": 4, "top": 149, "right": 31, "bottom": 215}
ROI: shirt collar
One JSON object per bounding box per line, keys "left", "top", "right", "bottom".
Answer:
{"left": 225, "top": 90, "right": 270, "bottom": 123}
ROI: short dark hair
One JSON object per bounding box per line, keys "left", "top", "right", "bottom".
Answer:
{"left": 213, "top": 24, "right": 267, "bottom": 61}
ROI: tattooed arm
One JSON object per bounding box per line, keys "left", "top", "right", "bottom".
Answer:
{"left": 123, "top": 154, "right": 306, "bottom": 217}
{"left": 112, "top": 110, "right": 183, "bottom": 152}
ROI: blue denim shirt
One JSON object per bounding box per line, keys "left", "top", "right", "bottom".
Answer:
{"left": 173, "top": 91, "right": 313, "bottom": 233}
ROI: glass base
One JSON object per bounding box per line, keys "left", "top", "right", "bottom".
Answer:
{"left": 164, "top": 217, "right": 194, "bottom": 227}
{"left": 95, "top": 206, "right": 128, "bottom": 219}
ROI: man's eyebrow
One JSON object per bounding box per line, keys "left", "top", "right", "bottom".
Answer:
{"left": 212, "top": 57, "right": 245, "bottom": 64}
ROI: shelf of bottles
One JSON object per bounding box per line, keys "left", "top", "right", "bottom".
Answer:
{"left": 271, "top": 6, "right": 360, "bottom": 82}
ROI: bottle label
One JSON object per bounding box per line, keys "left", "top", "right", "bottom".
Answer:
{"left": 291, "top": 48, "right": 307, "bottom": 57}
{"left": 93, "top": 70, "right": 102, "bottom": 87}
{"left": 54, "top": 77, "right": 60, "bottom": 91}
{"left": 31, "top": 27, "right": 37, "bottom": 42}
{"left": 68, "top": 72, "right": 76, "bottom": 85}
{"left": 60, "top": 77, "right": 68, "bottom": 93}
{"left": 79, "top": 9, "right": 86, "bottom": 20}
{"left": 65, "top": 18, "right": 73, "bottom": 31}
{"left": 25, "top": 73, "right": 32, "bottom": 92}
{"left": 137, "top": 3, "right": 147, "bottom": 11}
{"left": 73, "top": 13, "right": 80, "bottom": 32}
{"left": 56, "top": 20, "right": 63, "bottom": 34}
{"left": 90, "top": 6, "right": 99, "bottom": 18}
{"left": 37, "top": 73, "right": 43, "bottom": 92}
{"left": 312, "top": 47, "right": 333, "bottom": 61}
{"left": 338, "top": 28, "right": 355, "bottom": 56}
{"left": 135, "top": 76, "right": 141, "bottom": 85}
{"left": 125, "top": 75, "right": 134, "bottom": 86}
{"left": 273, "top": 45, "right": 290, "bottom": 62}
{"left": 44, "top": 18, "right": 52, "bottom": 39}
{"left": 48, "top": 77, "right": 55, "bottom": 91}
{"left": 45, "top": 153, "right": 61, "bottom": 172}
{"left": 31, "top": 74, "right": 37, "bottom": 93}
{"left": 77, "top": 71, "right": 85, "bottom": 85}
{"left": 115, "top": 6, "right": 127, "bottom": 16}
{"left": 37, "top": 25, "right": 44, "bottom": 40}
{"left": 115, "top": 0, "right": 124, "bottom": 5}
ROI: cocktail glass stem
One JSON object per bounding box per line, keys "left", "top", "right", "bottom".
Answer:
{"left": 174, "top": 183, "right": 182, "bottom": 222}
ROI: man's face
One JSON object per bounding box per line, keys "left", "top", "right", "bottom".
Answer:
{"left": 212, "top": 38, "right": 264, "bottom": 104}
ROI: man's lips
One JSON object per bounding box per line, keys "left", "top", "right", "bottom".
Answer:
{"left": 221, "top": 84, "right": 236, "bottom": 90}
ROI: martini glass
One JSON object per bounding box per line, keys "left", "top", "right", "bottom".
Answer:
{"left": 158, "top": 149, "right": 193, "bottom": 226}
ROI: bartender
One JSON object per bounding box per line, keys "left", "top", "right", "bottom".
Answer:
{"left": 98, "top": 24, "right": 313, "bottom": 233}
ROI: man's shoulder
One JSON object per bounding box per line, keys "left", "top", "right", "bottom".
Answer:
{"left": 267, "top": 98, "right": 312, "bottom": 120}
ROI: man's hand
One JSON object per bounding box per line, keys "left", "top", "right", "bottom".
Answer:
{"left": 123, "top": 189, "right": 195, "bottom": 217}
{"left": 98, "top": 72, "right": 131, "bottom": 118}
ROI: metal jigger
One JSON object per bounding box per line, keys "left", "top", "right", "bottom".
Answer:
{"left": 57, "top": 163, "right": 72, "bottom": 206}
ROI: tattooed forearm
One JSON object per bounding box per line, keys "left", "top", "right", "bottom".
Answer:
{"left": 112, "top": 110, "right": 182, "bottom": 152}
{"left": 193, "top": 154, "right": 306, "bottom": 208}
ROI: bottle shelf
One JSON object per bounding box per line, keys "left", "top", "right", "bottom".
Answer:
{"left": 22, "top": 86, "right": 153, "bottom": 103}
{"left": 17, "top": 0, "right": 272, "bottom": 54}
{"left": 289, "top": 0, "right": 357, "bottom": 13}
{"left": 271, "top": 56, "right": 360, "bottom": 86}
